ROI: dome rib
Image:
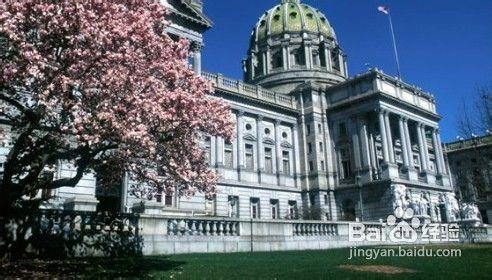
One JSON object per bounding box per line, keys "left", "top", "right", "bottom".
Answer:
{"left": 251, "top": 0, "right": 336, "bottom": 44}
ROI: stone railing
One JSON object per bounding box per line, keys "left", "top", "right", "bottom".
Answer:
{"left": 445, "top": 135, "right": 492, "bottom": 152}
{"left": 167, "top": 218, "right": 239, "bottom": 236}
{"left": 202, "top": 72, "right": 296, "bottom": 109}
{"left": 292, "top": 222, "right": 338, "bottom": 236}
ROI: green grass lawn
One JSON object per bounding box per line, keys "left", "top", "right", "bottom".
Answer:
{"left": 2, "top": 244, "right": 491, "bottom": 279}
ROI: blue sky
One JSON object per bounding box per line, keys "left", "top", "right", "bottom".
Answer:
{"left": 201, "top": 0, "right": 492, "bottom": 142}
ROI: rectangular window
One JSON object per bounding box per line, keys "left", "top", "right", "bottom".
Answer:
{"left": 332, "top": 51, "right": 340, "bottom": 72}
{"left": 319, "top": 142, "right": 323, "bottom": 152}
{"left": 155, "top": 192, "right": 162, "bottom": 203}
{"left": 321, "top": 160, "right": 325, "bottom": 171}
{"left": 165, "top": 194, "right": 173, "bottom": 206}
{"left": 324, "top": 194, "right": 329, "bottom": 205}
{"left": 224, "top": 142, "right": 233, "bottom": 169}
{"left": 245, "top": 144, "right": 254, "bottom": 171}
{"left": 318, "top": 123, "right": 322, "bottom": 133}
{"left": 339, "top": 122, "right": 347, "bottom": 137}
{"left": 270, "top": 199, "right": 279, "bottom": 219}
{"left": 264, "top": 147, "right": 273, "bottom": 173}
{"left": 282, "top": 151, "right": 290, "bottom": 174}
{"left": 288, "top": 201, "right": 298, "bottom": 219}
{"left": 342, "top": 160, "right": 352, "bottom": 179}
{"left": 251, "top": 198, "right": 260, "bottom": 219}
{"left": 308, "top": 143, "right": 312, "bottom": 154}
{"left": 204, "top": 136, "right": 212, "bottom": 165}
{"left": 312, "top": 49, "right": 319, "bottom": 67}
{"left": 306, "top": 124, "right": 311, "bottom": 135}
{"left": 319, "top": 48, "right": 327, "bottom": 67}
{"left": 228, "top": 196, "right": 239, "bottom": 218}
{"left": 309, "top": 161, "right": 314, "bottom": 171}
{"left": 205, "top": 196, "right": 216, "bottom": 215}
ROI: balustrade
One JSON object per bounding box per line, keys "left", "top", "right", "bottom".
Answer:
{"left": 292, "top": 223, "right": 339, "bottom": 236}
{"left": 167, "top": 218, "right": 239, "bottom": 236}
{"left": 202, "top": 72, "right": 295, "bottom": 108}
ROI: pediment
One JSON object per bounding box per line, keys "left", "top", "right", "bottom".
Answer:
{"left": 243, "top": 134, "right": 257, "bottom": 142}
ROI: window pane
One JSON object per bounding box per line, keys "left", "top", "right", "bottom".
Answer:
{"left": 245, "top": 144, "right": 254, "bottom": 170}
{"left": 282, "top": 151, "right": 290, "bottom": 174}
{"left": 165, "top": 195, "right": 173, "bottom": 206}
{"left": 265, "top": 147, "right": 273, "bottom": 173}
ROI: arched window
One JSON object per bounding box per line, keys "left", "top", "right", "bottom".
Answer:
{"left": 331, "top": 50, "right": 341, "bottom": 72}
{"left": 319, "top": 46, "right": 327, "bottom": 67}
{"left": 253, "top": 54, "right": 264, "bottom": 77}
{"left": 291, "top": 47, "right": 305, "bottom": 67}
{"left": 311, "top": 48, "right": 320, "bottom": 67}
{"left": 271, "top": 49, "right": 283, "bottom": 69}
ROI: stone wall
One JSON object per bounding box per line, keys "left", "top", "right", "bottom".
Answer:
{"left": 138, "top": 215, "right": 492, "bottom": 256}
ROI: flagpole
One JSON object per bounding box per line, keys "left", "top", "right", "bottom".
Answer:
{"left": 386, "top": 10, "right": 402, "bottom": 80}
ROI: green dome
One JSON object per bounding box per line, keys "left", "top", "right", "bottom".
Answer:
{"left": 253, "top": 0, "right": 335, "bottom": 42}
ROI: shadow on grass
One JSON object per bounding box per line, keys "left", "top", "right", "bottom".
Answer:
{"left": 0, "top": 256, "right": 185, "bottom": 279}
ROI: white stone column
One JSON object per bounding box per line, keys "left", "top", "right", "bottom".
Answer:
{"left": 435, "top": 130, "right": 447, "bottom": 175}
{"left": 304, "top": 43, "right": 311, "bottom": 68}
{"left": 249, "top": 55, "right": 255, "bottom": 81}
{"left": 416, "top": 124, "right": 428, "bottom": 171}
{"left": 326, "top": 46, "right": 332, "bottom": 71}
{"left": 384, "top": 111, "right": 395, "bottom": 163}
{"left": 210, "top": 136, "right": 217, "bottom": 167}
{"left": 282, "top": 45, "right": 289, "bottom": 70}
{"left": 262, "top": 52, "right": 267, "bottom": 75}
{"left": 358, "top": 116, "right": 371, "bottom": 169}
{"left": 237, "top": 111, "right": 245, "bottom": 170}
{"left": 350, "top": 117, "right": 362, "bottom": 171}
{"left": 422, "top": 125, "right": 431, "bottom": 171}
{"left": 217, "top": 137, "right": 225, "bottom": 166}
{"left": 191, "top": 43, "right": 202, "bottom": 76}
{"left": 369, "top": 133, "right": 378, "bottom": 171}
{"left": 292, "top": 124, "right": 301, "bottom": 182}
{"left": 403, "top": 118, "right": 414, "bottom": 168}
{"left": 398, "top": 116, "right": 410, "bottom": 167}
{"left": 266, "top": 49, "right": 271, "bottom": 74}
{"left": 378, "top": 110, "right": 390, "bottom": 163}
{"left": 344, "top": 58, "right": 349, "bottom": 77}
{"left": 257, "top": 116, "right": 264, "bottom": 172}
{"left": 432, "top": 128, "right": 443, "bottom": 174}
{"left": 274, "top": 120, "right": 283, "bottom": 175}
{"left": 338, "top": 53, "right": 344, "bottom": 74}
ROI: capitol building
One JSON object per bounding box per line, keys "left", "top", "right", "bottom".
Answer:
{"left": 48, "top": 0, "right": 461, "bottom": 223}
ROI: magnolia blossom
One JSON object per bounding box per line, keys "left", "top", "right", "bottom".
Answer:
{"left": 0, "top": 0, "right": 234, "bottom": 212}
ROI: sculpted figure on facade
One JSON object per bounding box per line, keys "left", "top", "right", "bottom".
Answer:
{"left": 420, "top": 193, "right": 430, "bottom": 216}
{"left": 445, "top": 193, "right": 460, "bottom": 221}
{"left": 461, "top": 202, "right": 481, "bottom": 221}
{"left": 391, "top": 184, "right": 409, "bottom": 211}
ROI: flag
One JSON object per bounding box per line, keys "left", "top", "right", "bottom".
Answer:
{"left": 378, "top": 6, "right": 389, "bottom": 15}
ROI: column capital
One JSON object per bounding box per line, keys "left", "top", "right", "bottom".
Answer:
{"left": 237, "top": 110, "right": 245, "bottom": 117}
{"left": 275, "top": 119, "right": 282, "bottom": 126}
{"left": 256, "top": 115, "right": 264, "bottom": 121}
{"left": 190, "top": 41, "right": 202, "bottom": 53}
{"left": 378, "top": 108, "right": 391, "bottom": 116}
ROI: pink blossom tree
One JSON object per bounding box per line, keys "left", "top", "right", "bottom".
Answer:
{"left": 0, "top": 0, "right": 234, "bottom": 215}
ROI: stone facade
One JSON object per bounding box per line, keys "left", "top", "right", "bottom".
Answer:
{"left": 445, "top": 135, "right": 492, "bottom": 224}
{"left": 0, "top": 0, "right": 459, "bottom": 223}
